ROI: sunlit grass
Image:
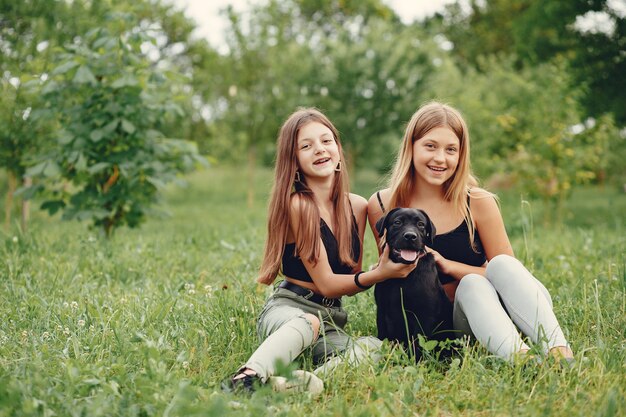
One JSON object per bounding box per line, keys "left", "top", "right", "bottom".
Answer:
{"left": 0, "top": 167, "right": 624, "bottom": 416}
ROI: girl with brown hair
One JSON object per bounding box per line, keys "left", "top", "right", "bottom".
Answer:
{"left": 223, "top": 108, "right": 415, "bottom": 393}
{"left": 368, "top": 101, "right": 574, "bottom": 363}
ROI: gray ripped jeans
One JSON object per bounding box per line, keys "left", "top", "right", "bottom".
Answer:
{"left": 242, "top": 286, "right": 381, "bottom": 382}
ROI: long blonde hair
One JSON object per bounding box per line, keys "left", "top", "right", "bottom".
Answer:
{"left": 388, "top": 101, "right": 479, "bottom": 245}
{"left": 257, "top": 108, "right": 355, "bottom": 285}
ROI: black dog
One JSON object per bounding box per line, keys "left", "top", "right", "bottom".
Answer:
{"left": 374, "top": 208, "right": 455, "bottom": 361}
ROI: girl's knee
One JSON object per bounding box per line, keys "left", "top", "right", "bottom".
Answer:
{"left": 458, "top": 274, "right": 487, "bottom": 292}
{"left": 303, "top": 313, "right": 321, "bottom": 340}
{"left": 456, "top": 274, "right": 493, "bottom": 304}
{"left": 486, "top": 254, "right": 521, "bottom": 277}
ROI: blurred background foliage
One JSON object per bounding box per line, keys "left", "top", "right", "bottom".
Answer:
{"left": 1, "top": 0, "right": 624, "bottom": 230}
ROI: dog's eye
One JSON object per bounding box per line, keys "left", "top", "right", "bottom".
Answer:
{"left": 393, "top": 219, "right": 402, "bottom": 225}
{"left": 417, "top": 221, "right": 425, "bottom": 229}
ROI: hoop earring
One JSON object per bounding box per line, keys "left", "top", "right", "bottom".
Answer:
{"left": 294, "top": 171, "right": 301, "bottom": 183}
{"left": 335, "top": 160, "right": 342, "bottom": 172}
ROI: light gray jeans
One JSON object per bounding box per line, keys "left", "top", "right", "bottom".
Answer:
{"left": 242, "top": 287, "right": 381, "bottom": 382}
{"left": 453, "top": 254, "right": 570, "bottom": 361}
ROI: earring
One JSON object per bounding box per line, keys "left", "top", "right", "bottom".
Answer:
{"left": 335, "top": 160, "right": 342, "bottom": 172}
{"left": 294, "top": 171, "right": 301, "bottom": 183}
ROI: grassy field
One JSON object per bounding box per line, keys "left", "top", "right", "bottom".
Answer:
{"left": 1, "top": 167, "right": 624, "bottom": 416}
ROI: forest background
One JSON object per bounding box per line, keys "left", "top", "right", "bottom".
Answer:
{"left": 1, "top": 0, "right": 625, "bottom": 232}
{"left": 0, "top": 1, "right": 625, "bottom": 416}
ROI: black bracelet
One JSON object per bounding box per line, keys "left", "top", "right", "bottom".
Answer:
{"left": 354, "top": 271, "right": 372, "bottom": 290}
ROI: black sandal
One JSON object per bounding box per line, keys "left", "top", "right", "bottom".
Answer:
{"left": 221, "top": 372, "right": 261, "bottom": 393}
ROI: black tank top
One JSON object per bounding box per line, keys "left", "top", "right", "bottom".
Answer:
{"left": 281, "top": 216, "right": 360, "bottom": 282}
{"left": 431, "top": 220, "right": 486, "bottom": 284}
{"left": 376, "top": 191, "right": 486, "bottom": 285}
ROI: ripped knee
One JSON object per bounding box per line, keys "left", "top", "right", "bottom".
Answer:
{"left": 303, "top": 313, "right": 321, "bottom": 340}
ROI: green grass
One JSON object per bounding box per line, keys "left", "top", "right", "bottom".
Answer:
{"left": 1, "top": 166, "right": 624, "bottom": 416}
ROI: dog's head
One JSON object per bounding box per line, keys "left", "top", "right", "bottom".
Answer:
{"left": 375, "top": 208, "right": 436, "bottom": 264}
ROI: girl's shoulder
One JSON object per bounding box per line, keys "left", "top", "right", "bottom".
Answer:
{"left": 468, "top": 186, "right": 495, "bottom": 199}
{"left": 289, "top": 192, "right": 307, "bottom": 217}
{"left": 468, "top": 187, "right": 501, "bottom": 219}
{"left": 367, "top": 188, "right": 390, "bottom": 212}
{"left": 349, "top": 193, "right": 367, "bottom": 211}
{"left": 368, "top": 188, "right": 391, "bottom": 200}
{"left": 349, "top": 193, "right": 367, "bottom": 219}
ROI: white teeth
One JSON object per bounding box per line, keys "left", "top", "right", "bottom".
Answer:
{"left": 429, "top": 166, "right": 445, "bottom": 171}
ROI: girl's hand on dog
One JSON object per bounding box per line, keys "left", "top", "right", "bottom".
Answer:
{"left": 425, "top": 246, "right": 449, "bottom": 275}
{"left": 376, "top": 245, "right": 417, "bottom": 279}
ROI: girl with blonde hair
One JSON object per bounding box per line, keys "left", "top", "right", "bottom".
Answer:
{"left": 368, "top": 101, "right": 574, "bottom": 363}
{"left": 223, "top": 108, "right": 415, "bottom": 393}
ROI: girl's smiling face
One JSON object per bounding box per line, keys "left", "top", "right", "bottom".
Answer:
{"left": 296, "top": 121, "right": 340, "bottom": 180}
{"left": 412, "top": 126, "right": 460, "bottom": 187}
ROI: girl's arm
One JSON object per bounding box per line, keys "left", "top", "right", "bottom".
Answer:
{"left": 366, "top": 189, "right": 390, "bottom": 254}
{"left": 350, "top": 193, "right": 368, "bottom": 272}
{"left": 428, "top": 190, "right": 514, "bottom": 280}
{"left": 290, "top": 194, "right": 415, "bottom": 298}
{"left": 471, "top": 189, "right": 514, "bottom": 258}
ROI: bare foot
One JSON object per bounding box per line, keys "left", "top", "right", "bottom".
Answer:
{"left": 549, "top": 346, "right": 574, "bottom": 360}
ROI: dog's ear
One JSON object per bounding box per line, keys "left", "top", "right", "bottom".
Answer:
{"left": 375, "top": 214, "right": 387, "bottom": 238}
{"left": 419, "top": 209, "right": 436, "bottom": 245}
{"left": 375, "top": 208, "right": 402, "bottom": 238}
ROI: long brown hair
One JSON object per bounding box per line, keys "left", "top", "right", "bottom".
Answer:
{"left": 257, "top": 108, "right": 355, "bottom": 285}
{"left": 388, "top": 101, "right": 480, "bottom": 245}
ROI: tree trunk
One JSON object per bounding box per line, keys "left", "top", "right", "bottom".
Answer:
{"left": 21, "top": 176, "right": 31, "bottom": 233}
{"left": 247, "top": 144, "right": 257, "bottom": 209}
{"left": 5, "top": 170, "right": 17, "bottom": 231}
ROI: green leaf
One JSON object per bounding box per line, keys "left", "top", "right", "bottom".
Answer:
{"left": 421, "top": 339, "right": 438, "bottom": 352}
{"left": 41, "top": 200, "right": 66, "bottom": 215}
{"left": 58, "top": 130, "right": 74, "bottom": 145}
{"left": 73, "top": 209, "right": 109, "bottom": 221}
{"left": 14, "top": 183, "right": 43, "bottom": 200}
{"left": 75, "top": 153, "right": 87, "bottom": 171}
{"left": 90, "top": 129, "right": 104, "bottom": 142}
{"left": 43, "top": 161, "right": 61, "bottom": 177}
{"left": 73, "top": 65, "right": 97, "bottom": 85}
{"left": 146, "top": 176, "right": 166, "bottom": 189}
{"left": 102, "top": 119, "right": 119, "bottom": 134}
{"left": 25, "top": 161, "right": 48, "bottom": 177}
{"left": 41, "top": 80, "right": 60, "bottom": 95}
{"left": 93, "top": 36, "right": 113, "bottom": 49}
{"left": 52, "top": 60, "right": 79, "bottom": 75}
{"left": 22, "top": 79, "right": 40, "bottom": 89}
{"left": 121, "top": 119, "right": 136, "bottom": 134}
{"left": 88, "top": 162, "right": 110, "bottom": 174}
{"left": 111, "top": 74, "right": 139, "bottom": 89}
